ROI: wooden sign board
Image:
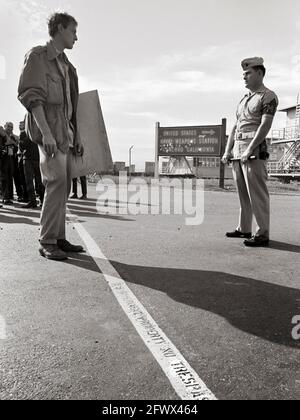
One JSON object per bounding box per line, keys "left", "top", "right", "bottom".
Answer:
{"left": 158, "top": 125, "right": 222, "bottom": 157}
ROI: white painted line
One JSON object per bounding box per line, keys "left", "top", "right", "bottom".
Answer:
{"left": 67, "top": 211, "right": 216, "bottom": 400}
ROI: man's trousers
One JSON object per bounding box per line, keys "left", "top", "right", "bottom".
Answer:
{"left": 72, "top": 176, "right": 87, "bottom": 197}
{"left": 24, "top": 159, "right": 45, "bottom": 204}
{"left": 1, "top": 156, "right": 14, "bottom": 200}
{"left": 38, "top": 146, "right": 72, "bottom": 245}
{"left": 13, "top": 156, "right": 24, "bottom": 199}
{"left": 232, "top": 159, "right": 270, "bottom": 238}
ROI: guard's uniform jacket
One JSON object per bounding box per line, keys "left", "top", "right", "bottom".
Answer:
{"left": 233, "top": 86, "right": 278, "bottom": 159}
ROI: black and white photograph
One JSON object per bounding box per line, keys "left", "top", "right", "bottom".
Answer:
{"left": 0, "top": 0, "right": 299, "bottom": 404}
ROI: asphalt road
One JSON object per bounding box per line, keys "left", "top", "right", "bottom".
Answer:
{"left": 0, "top": 181, "right": 299, "bottom": 400}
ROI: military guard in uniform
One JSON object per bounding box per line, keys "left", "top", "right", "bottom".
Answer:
{"left": 222, "top": 57, "right": 279, "bottom": 247}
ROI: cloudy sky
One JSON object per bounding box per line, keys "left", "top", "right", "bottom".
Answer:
{"left": 0, "top": 0, "right": 300, "bottom": 169}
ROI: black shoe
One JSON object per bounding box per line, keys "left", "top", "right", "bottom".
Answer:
{"left": 17, "top": 197, "right": 25, "bottom": 202}
{"left": 244, "top": 236, "right": 269, "bottom": 247}
{"left": 22, "top": 201, "right": 38, "bottom": 209}
{"left": 226, "top": 230, "right": 252, "bottom": 239}
{"left": 70, "top": 194, "right": 78, "bottom": 199}
{"left": 3, "top": 200, "right": 14, "bottom": 206}
{"left": 79, "top": 195, "right": 87, "bottom": 200}
{"left": 39, "top": 245, "right": 68, "bottom": 261}
{"left": 57, "top": 239, "right": 85, "bottom": 253}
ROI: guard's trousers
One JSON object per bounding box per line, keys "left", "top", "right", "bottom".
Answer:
{"left": 232, "top": 159, "right": 270, "bottom": 238}
{"left": 38, "top": 146, "right": 72, "bottom": 245}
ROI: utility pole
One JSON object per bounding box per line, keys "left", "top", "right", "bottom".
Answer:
{"left": 129, "top": 145, "right": 134, "bottom": 182}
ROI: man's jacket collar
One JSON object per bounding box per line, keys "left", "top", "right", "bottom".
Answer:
{"left": 46, "top": 41, "right": 76, "bottom": 72}
{"left": 46, "top": 41, "right": 61, "bottom": 61}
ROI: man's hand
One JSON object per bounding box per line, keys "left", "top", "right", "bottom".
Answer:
{"left": 11, "top": 136, "right": 19, "bottom": 147}
{"left": 222, "top": 153, "right": 231, "bottom": 164}
{"left": 74, "top": 140, "right": 84, "bottom": 157}
{"left": 241, "top": 148, "right": 253, "bottom": 164}
{"left": 0, "top": 126, "right": 6, "bottom": 138}
{"left": 42, "top": 133, "right": 58, "bottom": 157}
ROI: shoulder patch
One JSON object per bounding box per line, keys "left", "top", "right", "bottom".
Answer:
{"left": 262, "top": 98, "right": 278, "bottom": 116}
{"left": 263, "top": 89, "right": 279, "bottom": 105}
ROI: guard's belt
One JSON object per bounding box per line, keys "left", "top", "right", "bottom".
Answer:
{"left": 235, "top": 131, "right": 257, "bottom": 140}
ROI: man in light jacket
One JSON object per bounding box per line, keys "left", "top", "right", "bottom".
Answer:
{"left": 18, "top": 12, "right": 85, "bottom": 260}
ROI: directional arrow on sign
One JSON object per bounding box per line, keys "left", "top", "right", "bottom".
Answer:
{"left": 201, "top": 130, "right": 216, "bottom": 136}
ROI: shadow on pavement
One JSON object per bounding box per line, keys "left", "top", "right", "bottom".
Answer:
{"left": 69, "top": 198, "right": 98, "bottom": 203}
{"left": 69, "top": 198, "right": 156, "bottom": 208}
{"left": 269, "top": 241, "right": 300, "bottom": 254}
{"left": 65, "top": 253, "right": 101, "bottom": 273}
{"left": 0, "top": 210, "right": 39, "bottom": 226}
{"left": 70, "top": 201, "right": 122, "bottom": 210}
{"left": 64, "top": 253, "right": 300, "bottom": 349}
{"left": 68, "top": 199, "right": 99, "bottom": 208}
{"left": 67, "top": 204, "right": 135, "bottom": 222}
{"left": 106, "top": 261, "right": 300, "bottom": 349}
{"left": 1, "top": 204, "right": 134, "bottom": 223}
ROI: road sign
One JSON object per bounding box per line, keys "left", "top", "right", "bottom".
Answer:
{"left": 158, "top": 125, "right": 222, "bottom": 157}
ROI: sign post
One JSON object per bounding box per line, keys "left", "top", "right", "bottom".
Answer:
{"left": 155, "top": 122, "right": 160, "bottom": 179}
{"left": 219, "top": 118, "right": 227, "bottom": 189}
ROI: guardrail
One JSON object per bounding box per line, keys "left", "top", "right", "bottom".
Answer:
{"left": 271, "top": 126, "right": 300, "bottom": 143}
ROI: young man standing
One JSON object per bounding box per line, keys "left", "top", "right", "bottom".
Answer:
{"left": 222, "top": 57, "right": 278, "bottom": 247}
{"left": 18, "top": 12, "right": 85, "bottom": 260}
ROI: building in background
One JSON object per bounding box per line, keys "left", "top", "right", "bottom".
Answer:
{"left": 145, "top": 162, "right": 155, "bottom": 177}
{"left": 114, "top": 161, "right": 126, "bottom": 175}
{"left": 270, "top": 99, "right": 300, "bottom": 180}
{"left": 125, "top": 165, "right": 136, "bottom": 174}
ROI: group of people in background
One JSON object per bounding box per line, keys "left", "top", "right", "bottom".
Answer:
{"left": 0, "top": 121, "right": 44, "bottom": 208}
{"left": 0, "top": 121, "right": 87, "bottom": 209}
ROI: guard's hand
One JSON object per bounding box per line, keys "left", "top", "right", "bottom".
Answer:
{"left": 241, "top": 149, "right": 252, "bottom": 164}
{"left": 221, "top": 153, "right": 231, "bottom": 164}
{"left": 42, "top": 133, "right": 58, "bottom": 157}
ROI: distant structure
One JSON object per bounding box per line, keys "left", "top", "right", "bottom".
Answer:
{"left": 114, "top": 161, "right": 126, "bottom": 175}
{"left": 270, "top": 95, "right": 300, "bottom": 180}
{"left": 163, "top": 156, "right": 194, "bottom": 177}
{"left": 145, "top": 162, "right": 155, "bottom": 176}
{"left": 125, "top": 165, "right": 135, "bottom": 174}
{"left": 161, "top": 161, "right": 169, "bottom": 175}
